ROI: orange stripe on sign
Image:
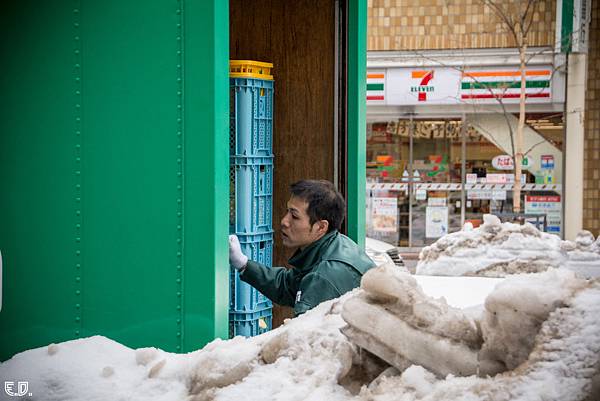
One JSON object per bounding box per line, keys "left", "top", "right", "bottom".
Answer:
{"left": 463, "top": 70, "right": 551, "bottom": 78}
{"left": 367, "top": 73, "right": 385, "bottom": 79}
{"left": 411, "top": 71, "right": 429, "bottom": 78}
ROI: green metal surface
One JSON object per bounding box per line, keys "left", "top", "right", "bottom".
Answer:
{"left": 561, "top": 0, "right": 574, "bottom": 53}
{"left": 181, "top": 0, "right": 230, "bottom": 348}
{"left": 346, "top": 0, "right": 368, "bottom": 248}
{"left": 0, "top": 0, "right": 229, "bottom": 361}
{"left": 0, "top": 1, "right": 78, "bottom": 359}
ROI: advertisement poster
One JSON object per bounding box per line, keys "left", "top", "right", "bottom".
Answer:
{"left": 426, "top": 206, "right": 448, "bottom": 238}
{"left": 371, "top": 197, "right": 398, "bottom": 232}
{"left": 524, "top": 195, "right": 562, "bottom": 234}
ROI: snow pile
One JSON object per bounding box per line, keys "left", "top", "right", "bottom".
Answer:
{"left": 1, "top": 267, "right": 599, "bottom": 401}
{"left": 359, "top": 271, "right": 600, "bottom": 401}
{"left": 0, "top": 297, "right": 357, "bottom": 401}
{"left": 416, "top": 214, "right": 600, "bottom": 277}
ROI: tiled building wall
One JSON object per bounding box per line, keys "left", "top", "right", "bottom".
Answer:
{"left": 584, "top": 0, "right": 600, "bottom": 236}
{"left": 368, "top": 0, "right": 556, "bottom": 51}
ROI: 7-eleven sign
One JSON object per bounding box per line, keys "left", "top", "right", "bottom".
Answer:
{"left": 411, "top": 70, "right": 435, "bottom": 101}
{"left": 367, "top": 71, "right": 385, "bottom": 102}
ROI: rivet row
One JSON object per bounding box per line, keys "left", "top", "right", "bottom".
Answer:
{"left": 175, "top": 1, "right": 185, "bottom": 352}
{"left": 73, "top": 0, "right": 83, "bottom": 336}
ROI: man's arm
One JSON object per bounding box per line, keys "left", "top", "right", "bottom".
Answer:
{"left": 240, "top": 261, "right": 297, "bottom": 307}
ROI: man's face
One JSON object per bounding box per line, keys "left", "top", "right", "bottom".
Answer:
{"left": 280, "top": 196, "right": 328, "bottom": 250}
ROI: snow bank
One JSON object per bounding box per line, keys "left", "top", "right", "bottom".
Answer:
{"left": 360, "top": 274, "right": 600, "bottom": 401}
{"left": 416, "top": 214, "right": 600, "bottom": 278}
{"left": 1, "top": 268, "right": 598, "bottom": 401}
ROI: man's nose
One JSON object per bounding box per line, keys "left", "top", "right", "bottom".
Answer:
{"left": 281, "top": 213, "right": 290, "bottom": 228}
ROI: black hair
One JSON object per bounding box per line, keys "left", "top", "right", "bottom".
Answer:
{"left": 290, "top": 179, "right": 346, "bottom": 233}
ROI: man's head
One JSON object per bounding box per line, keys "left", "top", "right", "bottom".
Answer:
{"left": 280, "top": 180, "right": 346, "bottom": 250}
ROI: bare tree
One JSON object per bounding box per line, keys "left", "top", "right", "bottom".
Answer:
{"left": 481, "top": 0, "right": 544, "bottom": 212}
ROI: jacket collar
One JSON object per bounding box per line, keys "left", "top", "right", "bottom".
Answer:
{"left": 288, "top": 230, "right": 338, "bottom": 270}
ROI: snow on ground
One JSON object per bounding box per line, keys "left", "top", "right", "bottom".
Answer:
{"left": 416, "top": 214, "right": 600, "bottom": 278}
{"left": 1, "top": 266, "right": 599, "bottom": 401}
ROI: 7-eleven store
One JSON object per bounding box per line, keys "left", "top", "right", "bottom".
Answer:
{"left": 365, "top": 49, "right": 566, "bottom": 249}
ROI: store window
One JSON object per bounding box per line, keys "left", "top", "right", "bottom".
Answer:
{"left": 366, "top": 114, "right": 564, "bottom": 249}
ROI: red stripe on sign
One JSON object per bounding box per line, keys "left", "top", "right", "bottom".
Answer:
{"left": 367, "top": 95, "right": 384, "bottom": 100}
{"left": 461, "top": 93, "right": 550, "bottom": 99}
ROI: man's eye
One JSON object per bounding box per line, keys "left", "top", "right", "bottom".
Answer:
{"left": 292, "top": 214, "right": 299, "bottom": 219}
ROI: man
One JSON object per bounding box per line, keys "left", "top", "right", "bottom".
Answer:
{"left": 229, "top": 179, "right": 375, "bottom": 316}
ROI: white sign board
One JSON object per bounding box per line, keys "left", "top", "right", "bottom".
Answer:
{"left": 382, "top": 66, "right": 554, "bottom": 106}
{"left": 492, "top": 155, "right": 533, "bottom": 171}
{"left": 386, "top": 68, "right": 461, "bottom": 105}
{"left": 525, "top": 195, "right": 562, "bottom": 234}
{"left": 371, "top": 197, "right": 398, "bottom": 232}
{"left": 467, "top": 189, "right": 506, "bottom": 200}
{"left": 426, "top": 206, "right": 448, "bottom": 238}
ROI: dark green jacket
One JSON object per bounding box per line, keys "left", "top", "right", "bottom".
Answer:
{"left": 240, "top": 230, "right": 375, "bottom": 315}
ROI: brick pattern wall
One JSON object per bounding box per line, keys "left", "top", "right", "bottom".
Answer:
{"left": 584, "top": 0, "right": 600, "bottom": 236}
{"left": 368, "top": 0, "right": 556, "bottom": 51}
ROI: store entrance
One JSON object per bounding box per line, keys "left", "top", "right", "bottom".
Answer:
{"left": 366, "top": 115, "right": 563, "bottom": 249}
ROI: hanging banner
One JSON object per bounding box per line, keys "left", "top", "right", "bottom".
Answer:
{"left": 371, "top": 197, "right": 398, "bottom": 232}
{"left": 426, "top": 206, "right": 448, "bottom": 238}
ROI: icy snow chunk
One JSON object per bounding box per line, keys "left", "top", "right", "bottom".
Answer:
{"left": 575, "top": 231, "right": 595, "bottom": 248}
{"left": 148, "top": 359, "right": 166, "bottom": 378}
{"left": 135, "top": 347, "right": 159, "bottom": 366}
{"left": 480, "top": 268, "right": 588, "bottom": 370}
{"left": 360, "top": 264, "right": 480, "bottom": 345}
{"left": 400, "top": 365, "right": 437, "bottom": 398}
{"left": 482, "top": 213, "right": 501, "bottom": 227}
{"left": 101, "top": 366, "right": 114, "bottom": 378}
{"left": 47, "top": 343, "right": 59, "bottom": 356}
{"left": 188, "top": 336, "right": 262, "bottom": 397}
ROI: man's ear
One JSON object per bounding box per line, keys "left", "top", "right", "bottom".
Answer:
{"left": 317, "top": 220, "right": 329, "bottom": 235}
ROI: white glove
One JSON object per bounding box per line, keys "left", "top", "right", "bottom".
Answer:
{"left": 229, "top": 235, "right": 248, "bottom": 270}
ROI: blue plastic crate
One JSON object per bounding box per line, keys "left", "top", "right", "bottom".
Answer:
{"left": 230, "top": 231, "right": 273, "bottom": 312}
{"left": 229, "top": 306, "right": 273, "bottom": 338}
{"left": 230, "top": 77, "right": 274, "bottom": 157}
{"left": 230, "top": 156, "right": 273, "bottom": 234}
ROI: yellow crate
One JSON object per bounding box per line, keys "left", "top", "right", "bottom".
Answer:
{"left": 230, "top": 60, "right": 273, "bottom": 80}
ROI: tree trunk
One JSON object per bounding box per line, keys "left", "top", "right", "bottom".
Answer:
{"left": 514, "top": 40, "right": 527, "bottom": 213}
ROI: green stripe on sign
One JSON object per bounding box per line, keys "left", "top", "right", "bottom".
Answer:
{"left": 367, "top": 83, "right": 384, "bottom": 91}
{"left": 461, "top": 80, "right": 550, "bottom": 90}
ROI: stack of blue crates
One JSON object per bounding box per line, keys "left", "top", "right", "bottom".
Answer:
{"left": 229, "top": 61, "right": 274, "bottom": 338}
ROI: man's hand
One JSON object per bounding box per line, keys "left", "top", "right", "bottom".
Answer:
{"left": 229, "top": 235, "right": 248, "bottom": 271}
